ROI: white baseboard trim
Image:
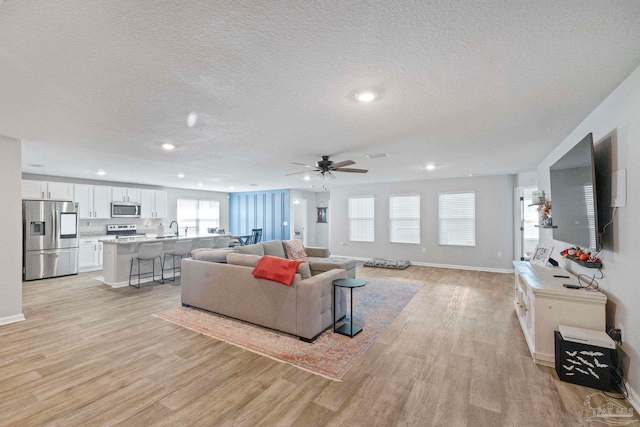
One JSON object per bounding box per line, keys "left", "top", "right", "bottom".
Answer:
{"left": 0, "top": 314, "right": 25, "bottom": 326}
{"left": 331, "top": 255, "right": 514, "bottom": 274}
{"left": 625, "top": 381, "right": 640, "bottom": 412}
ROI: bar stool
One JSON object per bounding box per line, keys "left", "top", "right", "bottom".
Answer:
{"left": 197, "top": 238, "right": 214, "bottom": 248}
{"left": 129, "top": 242, "right": 164, "bottom": 288}
{"left": 163, "top": 240, "right": 192, "bottom": 282}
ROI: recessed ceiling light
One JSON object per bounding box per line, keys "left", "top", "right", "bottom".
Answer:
{"left": 198, "top": 182, "right": 203, "bottom": 186}
{"left": 177, "top": 173, "right": 185, "bottom": 178}
{"left": 426, "top": 164, "right": 436, "bottom": 170}
{"left": 366, "top": 153, "right": 389, "bottom": 159}
{"left": 303, "top": 175, "right": 311, "bottom": 181}
{"left": 229, "top": 186, "right": 234, "bottom": 190}
{"left": 187, "top": 113, "right": 198, "bottom": 127}
{"left": 356, "top": 91, "right": 377, "bottom": 102}
{"left": 162, "top": 143, "right": 175, "bottom": 150}
{"left": 97, "top": 170, "right": 106, "bottom": 176}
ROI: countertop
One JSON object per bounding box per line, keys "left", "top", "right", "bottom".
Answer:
{"left": 99, "top": 233, "right": 230, "bottom": 244}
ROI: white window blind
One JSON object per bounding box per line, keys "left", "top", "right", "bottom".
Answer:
{"left": 177, "top": 199, "right": 220, "bottom": 233}
{"left": 389, "top": 194, "right": 420, "bottom": 244}
{"left": 349, "top": 196, "right": 375, "bottom": 242}
{"left": 439, "top": 192, "right": 476, "bottom": 246}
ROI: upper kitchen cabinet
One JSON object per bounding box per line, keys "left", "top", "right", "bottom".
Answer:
{"left": 22, "top": 180, "right": 74, "bottom": 200}
{"left": 140, "top": 190, "right": 167, "bottom": 218}
{"left": 111, "top": 187, "right": 141, "bottom": 203}
{"left": 75, "top": 184, "right": 112, "bottom": 219}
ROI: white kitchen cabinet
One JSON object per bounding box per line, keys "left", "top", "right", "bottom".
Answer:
{"left": 513, "top": 261, "right": 607, "bottom": 367}
{"left": 140, "top": 189, "right": 167, "bottom": 218}
{"left": 75, "top": 184, "right": 112, "bottom": 219}
{"left": 79, "top": 237, "right": 103, "bottom": 271}
{"left": 22, "top": 180, "right": 47, "bottom": 199}
{"left": 22, "top": 180, "right": 74, "bottom": 200}
{"left": 155, "top": 191, "right": 167, "bottom": 218}
{"left": 47, "top": 182, "right": 74, "bottom": 200}
{"left": 93, "top": 186, "right": 112, "bottom": 219}
{"left": 112, "top": 187, "right": 141, "bottom": 203}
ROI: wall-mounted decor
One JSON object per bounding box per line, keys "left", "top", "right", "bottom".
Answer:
{"left": 317, "top": 207, "right": 327, "bottom": 223}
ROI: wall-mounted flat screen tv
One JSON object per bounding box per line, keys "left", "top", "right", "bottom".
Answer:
{"left": 550, "top": 133, "right": 599, "bottom": 249}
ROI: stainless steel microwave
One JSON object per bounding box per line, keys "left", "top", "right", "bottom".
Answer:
{"left": 111, "top": 202, "right": 141, "bottom": 218}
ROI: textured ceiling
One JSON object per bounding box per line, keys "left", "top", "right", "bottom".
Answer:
{"left": 1, "top": 1, "right": 640, "bottom": 192}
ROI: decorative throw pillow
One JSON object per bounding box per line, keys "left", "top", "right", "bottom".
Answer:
{"left": 283, "top": 240, "right": 308, "bottom": 259}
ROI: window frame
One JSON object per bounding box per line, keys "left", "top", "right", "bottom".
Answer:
{"left": 348, "top": 195, "right": 375, "bottom": 243}
{"left": 389, "top": 193, "right": 421, "bottom": 244}
{"left": 438, "top": 191, "right": 476, "bottom": 247}
{"left": 177, "top": 198, "right": 221, "bottom": 234}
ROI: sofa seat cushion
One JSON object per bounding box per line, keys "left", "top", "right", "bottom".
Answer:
{"left": 192, "top": 249, "right": 235, "bottom": 263}
{"left": 261, "top": 240, "right": 286, "bottom": 258}
{"left": 236, "top": 244, "right": 265, "bottom": 256}
{"left": 304, "top": 257, "right": 356, "bottom": 273}
{"left": 227, "top": 253, "right": 312, "bottom": 279}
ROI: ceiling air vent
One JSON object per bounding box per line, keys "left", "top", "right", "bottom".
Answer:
{"left": 366, "top": 153, "right": 389, "bottom": 159}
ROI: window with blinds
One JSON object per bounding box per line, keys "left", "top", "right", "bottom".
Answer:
{"left": 439, "top": 192, "right": 476, "bottom": 246}
{"left": 349, "top": 196, "right": 375, "bottom": 242}
{"left": 177, "top": 199, "right": 220, "bottom": 233}
{"left": 389, "top": 194, "right": 420, "bottom": 244}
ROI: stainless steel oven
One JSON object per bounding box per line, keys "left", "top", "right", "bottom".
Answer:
{"left": 111, "top": 202, "right": 141, "bottom": 218}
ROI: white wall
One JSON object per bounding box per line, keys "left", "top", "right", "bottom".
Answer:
{"left": 537, "top": 64, "right": 640, "bottom": 407}
{"left": 515, "top": 171, "right": 538, "bottom": 187}
{"left": 0, "top": 136, "right": 24, "bottom": 325}
{"left": 329, "top": 175, "right": 515, "bottom": 272}
{"left": 22, "top": 174, "right": 229, "bottom": 235}
{"left": 290, "top": 189, "right": 317, "bottom": 246}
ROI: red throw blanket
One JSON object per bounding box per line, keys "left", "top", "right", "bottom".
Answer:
{"left": 252, "top": 256, "right": 304, "bottom": 286}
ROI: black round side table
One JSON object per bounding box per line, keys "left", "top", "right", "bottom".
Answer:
{"left": 333, "top": 278, "right": 366, "bottom": 338}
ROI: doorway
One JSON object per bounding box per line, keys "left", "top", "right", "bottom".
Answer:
{"left": 291, "top": 198, "right": 308, "bottom": 246}
{"left": 515, "top": 186, "right": 539, "bottom": 261}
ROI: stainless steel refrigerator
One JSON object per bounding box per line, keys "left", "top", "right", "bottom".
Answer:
{"left": 23, "top": 200, "right": 80, "bottom": 281}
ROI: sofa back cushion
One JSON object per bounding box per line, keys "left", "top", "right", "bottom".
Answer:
{"left": 235, "top": 244, "right": 264, "bottom": 256}
{"left": 227, "top": 253, "right": 262, "bottom": 268}
{"left": 283, "top": 240, "right": 308, "bottom": 259}
{"left": 192, "top": 249, "right": 235, "bottom": 262}
{"left": 262, "top": 240, "right": 286, "bottom": 258}
{"left": 227, "top": 253, "right": 311, "bottom": 279}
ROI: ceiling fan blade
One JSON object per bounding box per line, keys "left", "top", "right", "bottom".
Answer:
{"left": 329, "top": 160, "right": 356, "bottom": 169}
{"left": 333, "top": 167, "right": 368, "bottom": 173}
{"left": 286, "top": 170, "right": 315, "bottom": 176}
{"left": 291, "top": 162, "right": 317, "bottom": 169}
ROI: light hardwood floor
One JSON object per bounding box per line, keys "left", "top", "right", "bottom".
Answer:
{"left": 0, "top": 266, "right": 628, "bottom": 426}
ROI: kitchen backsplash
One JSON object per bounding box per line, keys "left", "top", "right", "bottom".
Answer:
{"left": 79, "top": 218, "right": 164, "bottom": 236}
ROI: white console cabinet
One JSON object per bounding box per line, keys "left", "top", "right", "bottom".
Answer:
{"left": 513, "top": 261, "right": 607, "bottom": 366}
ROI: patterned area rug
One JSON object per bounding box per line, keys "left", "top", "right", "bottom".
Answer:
{"left": 153, "top": 278, "right": 422, "bottom": 381}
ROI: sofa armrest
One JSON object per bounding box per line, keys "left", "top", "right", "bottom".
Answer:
{"left": 305, "top": 246, "right": 330, "bottom": 258}
{"left": 296, "top": 268, "right": 346, "bottom": 339}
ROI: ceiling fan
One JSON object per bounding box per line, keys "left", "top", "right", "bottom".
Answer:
{"left": 286, "top": 155, "right": 368, "bottom": 179}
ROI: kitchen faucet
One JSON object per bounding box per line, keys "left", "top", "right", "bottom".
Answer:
{"left": 169, "top": 221, "right": 179, "bottom": 237}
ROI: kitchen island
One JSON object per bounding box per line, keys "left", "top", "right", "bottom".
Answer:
{"left": 100, "top": 233, "right": 230, "bottom": 288}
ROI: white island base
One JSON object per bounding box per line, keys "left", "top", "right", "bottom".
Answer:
{"left": 101, "top": 234, "right": 228, "bottom": 288}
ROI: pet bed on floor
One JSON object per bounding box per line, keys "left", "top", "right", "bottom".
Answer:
{"left": 364, "top": 258, "right": 411, "bottom": 269}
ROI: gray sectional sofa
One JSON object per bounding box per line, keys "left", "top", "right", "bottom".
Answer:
{"left": 181, "top": 240, "right": 355, "bottom": 341}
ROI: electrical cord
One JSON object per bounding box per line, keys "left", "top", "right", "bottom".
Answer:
{"left": 576, "top": 269, "right": 603, "bottom": 291}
